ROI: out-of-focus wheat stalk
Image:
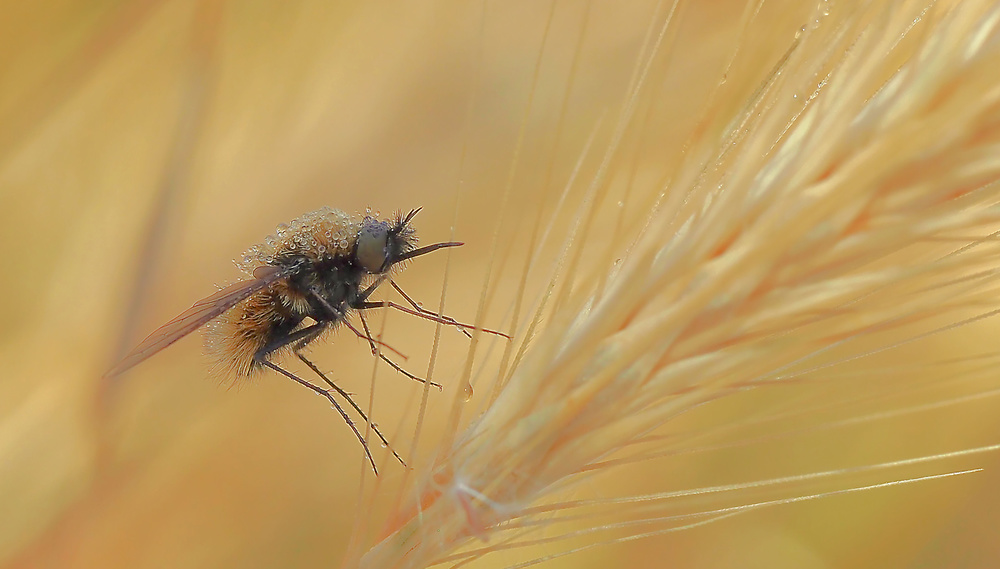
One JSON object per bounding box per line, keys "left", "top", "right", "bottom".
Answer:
{"left": 354, "top": 1, "right": 1000, "bottom": 567}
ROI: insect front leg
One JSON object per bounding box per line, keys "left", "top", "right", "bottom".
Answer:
{"left": 355, "top": 299, "right": 509, "bottom": 339}
{"left": 388, "top": 280, "right": 472, "bottom": 339}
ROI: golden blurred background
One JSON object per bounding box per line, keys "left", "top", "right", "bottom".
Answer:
{"left": 3, "top": 1, "right": 1000, "bottom": 567}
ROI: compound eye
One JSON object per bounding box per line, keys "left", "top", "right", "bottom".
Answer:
{"left": 356, "top": 218, "right": 390, "bottom": 272}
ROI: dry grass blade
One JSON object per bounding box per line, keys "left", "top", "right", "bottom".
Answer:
{"left": 357, "top": 2, "right": 1000, "bottom": 567}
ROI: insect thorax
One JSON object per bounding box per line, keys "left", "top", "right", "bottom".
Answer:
{"left": 279, "top": 254, "right": 368, "bottom": 322}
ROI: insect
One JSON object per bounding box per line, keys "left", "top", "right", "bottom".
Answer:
{"left": 107, "top": 206, "right": 505, "bottom": 473}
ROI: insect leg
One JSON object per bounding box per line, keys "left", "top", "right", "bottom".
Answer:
{"left": 254, "top": 355, "right": 379, "bottom": 475}
{"left": 356, "top": 311, "right": 407, "bottom": 360}
{"left": 308, "top": 290, "right": 439, "bottom": 388}
{"left": 353, "top": 312, "right": 408, "bottom": 360}
{"left": 356, "top": 299, "right": 509, "bottom": 339}
{"left": 356, "top": 275, "right": 388, "bottom": 303}
{"left": 357, "top": 311, "right": 379, "bottom": 355}
{"left": 256, "top": 321, "right": 327, "bottom": 359}
{"left": 355, "top": 309, "right": 443, "bottom": 389}
{"left": 388, "top": 280, "right": 472, "bottom": 339}
{"left": 305, "top": 288, "right": 405, "bottom": 358}
{"left": 356, "top": 310, "right": 440, "bottom": 389}
{"left": 293, "top": 350, "right": 405, "bottom": 466}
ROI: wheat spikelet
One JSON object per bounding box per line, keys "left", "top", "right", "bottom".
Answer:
{"left": 355, "top": 1, "right": 1000, "bottom": 567}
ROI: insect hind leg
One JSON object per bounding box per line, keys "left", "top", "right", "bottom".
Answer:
{"left": 253, "top": 354, "right": 380, "bottom": 475}
{"left": 254, "top": 321, "right": 405, "bottom": 470}
{"left": 294, "top": 351, "right": 406, "bottom": 466}
{"left": 255, "top": 321, "right": 327, "bottom": 362}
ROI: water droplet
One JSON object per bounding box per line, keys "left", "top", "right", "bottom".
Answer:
{"left": 462, "top": 383, "right": 474, "bottom": 402}
{"left": 276, "top": 223, "right": 289, "bottom": 237}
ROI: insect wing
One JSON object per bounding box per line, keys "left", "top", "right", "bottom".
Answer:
{"left": 106, "top": 265, "right": 289, "bottom": 377}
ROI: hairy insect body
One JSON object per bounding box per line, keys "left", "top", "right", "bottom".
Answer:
{"left": 205, "top": 207, "right": 394, "bottom": 379}
{"left": 205, "top": 284, "right": 299, "bottom": 378}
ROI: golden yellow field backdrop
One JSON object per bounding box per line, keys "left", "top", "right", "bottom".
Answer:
{"left": 3, "top": 1, "right": 1000, "bottom": 568}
